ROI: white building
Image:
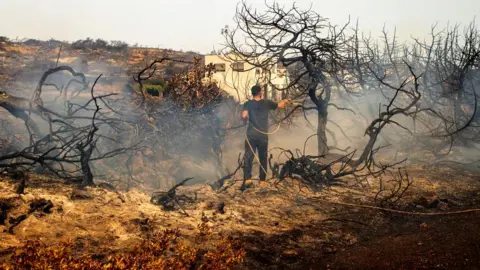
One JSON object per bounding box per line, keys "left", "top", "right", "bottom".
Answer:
{"left": 204, "top": 53, "right": 290, "bottom": 102}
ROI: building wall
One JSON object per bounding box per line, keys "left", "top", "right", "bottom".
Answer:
{"left": 204, "top": 54, "right": 289, "bottom": 103}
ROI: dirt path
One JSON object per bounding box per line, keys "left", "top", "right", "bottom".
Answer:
{"left": 327, "top": 213, "right": 480, "bottom": 269}
{"left": 238, "top": 209, "right": 480, "bottom": 269}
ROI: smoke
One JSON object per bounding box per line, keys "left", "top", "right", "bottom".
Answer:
{"left": 2, "top": 41, "right": 479, "bottom": 193}
{"left": 218, "top": 73, "right": 480, "bottom": 183}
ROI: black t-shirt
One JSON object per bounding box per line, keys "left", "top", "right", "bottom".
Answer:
{"left": 243, "top": 99, "right": 278, "bottom": 139}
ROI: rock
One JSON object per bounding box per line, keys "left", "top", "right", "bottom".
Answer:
{"left": 70, "top": 189, "right": 93, "bottom": 200}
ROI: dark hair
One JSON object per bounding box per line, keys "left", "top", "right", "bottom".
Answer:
{"left": 251, "top": 85, "right": 262, "bottom": 97}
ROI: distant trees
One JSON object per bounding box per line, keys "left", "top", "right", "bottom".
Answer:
{"left": 0, "top": 36, "right": 129, "bottom": 52}
{"left": 71, "top": 38, "right": 129, "bottom": 52}
{"left": 22, "top": 39, "right": 44, "bottom": 46}
{"left": 0, "top": 36, "right": 8, "bottom": 50}
{"left": 109, "top": 40, "right": 129, "bottom": 51}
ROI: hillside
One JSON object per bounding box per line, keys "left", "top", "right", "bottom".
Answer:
{"left": 0, "top": 38, "right": 200, "bottom": 90}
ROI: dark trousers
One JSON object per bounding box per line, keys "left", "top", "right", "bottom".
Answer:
{"left": 243, "top": 136, "right": 268, "bottom": 181}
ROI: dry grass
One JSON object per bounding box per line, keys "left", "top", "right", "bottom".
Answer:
{"left": 0, "top": 161, "right": 479, "bottom": 268}
{"left": 0, "top": 175, "right": 327, "bottom": 252}
{"left": 0, "top": 227, "right": 245, "bottom": 269}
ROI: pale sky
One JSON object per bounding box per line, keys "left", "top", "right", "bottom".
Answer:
{"left": 1, "top": 0, "right": 479, "bottom": 54}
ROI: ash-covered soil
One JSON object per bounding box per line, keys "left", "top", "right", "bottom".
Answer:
{"left": 0, "top": 163, "right": 480, "bottom": 269}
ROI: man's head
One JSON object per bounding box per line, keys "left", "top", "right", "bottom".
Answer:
{"left": 251, "top": 85, "right": 262, "bottom": 98}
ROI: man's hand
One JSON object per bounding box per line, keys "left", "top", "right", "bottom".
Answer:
{"left": 241, "top": 109, "right": 248, "bottom": 123}
{"left": 277, "top": 98, "right": 291, "bottom": 109}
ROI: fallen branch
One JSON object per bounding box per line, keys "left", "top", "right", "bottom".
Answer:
{"left": 150, "top": 177, "right": 195, "bottom": 216}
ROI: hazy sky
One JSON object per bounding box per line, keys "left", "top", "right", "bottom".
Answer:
{"left": 1, "top": 0, "right": 479, "bottom": 53}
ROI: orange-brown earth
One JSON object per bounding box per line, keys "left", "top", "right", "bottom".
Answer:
{"left": 0, "top": 163, "right": 479, "bottom": 269}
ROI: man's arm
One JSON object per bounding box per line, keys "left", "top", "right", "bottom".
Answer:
{"left": 241, "top": 102, "right": 249, "bottom": 124}
{"left": 241, "top": 109, "right": 248, "bottom": 123}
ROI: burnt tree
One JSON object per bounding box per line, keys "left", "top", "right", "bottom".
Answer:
{"left": 222, "top": 1, "right": 351, "bottom": 156}
{"left": 0, "top": 67, "right": 139, "bottom": 186}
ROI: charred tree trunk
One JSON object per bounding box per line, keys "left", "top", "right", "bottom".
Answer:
{"left": 317, "top": 100, "right": 329, "bottom": 155}
{"left": 454, "top": 92, "right": 464, "bottom": 129}
{"left": 263, "top": 83, "right": 269, "bottom": 99}
{"left": 354, "top": 132, "right": 378, "bottom": 168}
{"left": 78, "top": 144, "right": 95, "bottom": 186}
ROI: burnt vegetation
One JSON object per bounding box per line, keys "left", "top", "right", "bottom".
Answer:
{"left": 219, "top": 1, "right": 480, "bottom": 195}
{"left": 0, "top": 0, "right": 479, "bottom": 269}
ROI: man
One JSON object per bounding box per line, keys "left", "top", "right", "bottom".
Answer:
{"left": 241, "top": 85, "right": 290, "bottom": 190}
